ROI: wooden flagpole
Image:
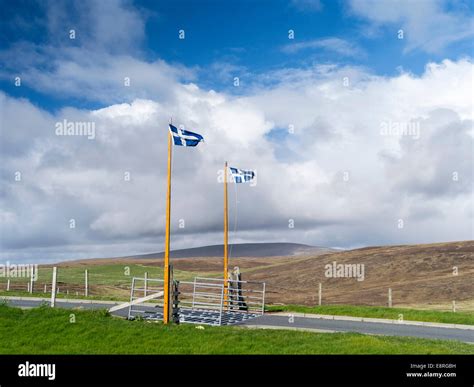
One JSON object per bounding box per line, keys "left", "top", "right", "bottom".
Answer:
{"left": 163, "top": 120, "right": 173, "bottom": 324}
{"left": 224, "top": 161, "right": 229, "bottom": 305}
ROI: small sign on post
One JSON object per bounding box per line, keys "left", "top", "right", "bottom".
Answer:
{"left": 51, "top": 267, "right": 57, "bottom": 308}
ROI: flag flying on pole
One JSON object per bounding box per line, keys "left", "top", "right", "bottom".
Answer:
{"left": 169, "top": 124, "right": 204, "bottom": 147}
{"left": 229, "top": 167, "right": 255, "bottom": 183}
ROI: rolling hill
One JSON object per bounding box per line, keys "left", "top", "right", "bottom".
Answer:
{"left": 244, "top": 240, "right": 474, "bottom": 308}
{"left": 36, "top": 240, "right": 473, "bottom": 311}
{"left": 139, "top": 242, "right": 335, "bottom": 258}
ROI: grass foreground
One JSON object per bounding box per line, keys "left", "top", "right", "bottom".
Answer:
{"left": 0, "top": 304, "right": 472, "bottom": 354}
{"left": 267, "top": 304, "right": 474, "bottom": 326}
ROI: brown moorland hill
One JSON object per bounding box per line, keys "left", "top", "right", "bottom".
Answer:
{"left": 244, "top": 240, "right": 474, "bottom": 308}
{"left": 46, "top": 241, "right": 473, "bottom": 310}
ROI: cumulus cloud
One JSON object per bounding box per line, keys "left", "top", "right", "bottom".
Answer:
{"left": 348, "top": 0, "right": 474, "bottom": 53}
{"left": 0, "top": 0, "right": 472, "bottom": 262}
{"left": 0, "top": 0, "right": 195, "bottom": 105}
{"left": 1, "top": 57, "right": 472, "bottom": 262}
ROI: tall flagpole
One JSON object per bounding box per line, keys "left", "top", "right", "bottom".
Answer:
{"left": 163, "top": 119, "right": 172, "bottom": 324}
{"left": 224, "top": 161, "right": 229, "bottom": 305}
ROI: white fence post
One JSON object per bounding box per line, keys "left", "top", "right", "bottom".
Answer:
{"left": 318, "top": 282, "right": 322, "bottom": 306}
{"left": 51, "top": 267, "right": 57, "bottom": 307}
{"left": 85, "top": 269, "right": 89, "bottom": 297}
{"left": 6, "top": 279, "right": 10, "bottom": 291}
{"left": 29, "top": 267, "right": 34, "bottom": 294}
{"left": 452, "top": 300, "right": 456, "bottom": 313}
{"left": 388, "top": 288, "right": 392, "bottom": 308}
{"left": 43, "top": 284, "right": 47, "bottom": 293}
{"left": 144, "top": 272, "right": 148, "bottom": 297}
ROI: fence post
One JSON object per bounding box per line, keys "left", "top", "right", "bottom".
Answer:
{"left": 144, "top": 272, "right": 148, "bottom": 297}
{"left": 43, "top": 284, "right": 47, "bottom": 293}
{"left": 318, "top": 282, "right": 322, "bottom": 306}
{"left": 452, "top": 300, "right": 456, "bottom": 313}
{"left": 6, "top": 279, "right": 10, "bottom": 291}
{"left": 29, "top": 266, "right": 34, "bottom": 294}
{"left": 27, "top": 282, "right": 30, "bottom": 293}
{"left": 85, "top": 269, "right": 89, "bottom": 297}
{"left": 51, "top": 267, "right": 57, "bottom": 307}
{"left": 388, "top": 288, "right": 392, "bottom": 308}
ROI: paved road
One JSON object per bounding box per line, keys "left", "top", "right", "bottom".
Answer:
{"left": 3, "top": 298, "right": 473, "bottom": 343}
{"left": 243, "top": 314, "right": 474, "bottom": 343}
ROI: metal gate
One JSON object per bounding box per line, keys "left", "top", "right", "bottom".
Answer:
{"left": 127, "top": 277, "right": 164, "bottom": 320}
{"left": 127, "top": 276, "right": 265, "bottom": 326}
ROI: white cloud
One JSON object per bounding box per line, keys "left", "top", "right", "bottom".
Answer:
{"left": 0, "top": 0, "right": 194, "bottom": 105}
{"left": 348, "top": 0, "right": 474, "bottom": 53}
{"left": 282, "top": 37, "right": 365, "bottom": 58}
{"left": 0, "top": 47, "right": 196, "bottom": 104}
{"left": 45, "top": 0, "right": 146, "bottom": 53}
{"left": 1, "top": 58, "right": 472, "bottom": 262}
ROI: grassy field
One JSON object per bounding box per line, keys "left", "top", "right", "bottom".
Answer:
{"left": 2, "top": 240, "right": 473, "bottom": 312}
{"left": 0, "top": 263, "right": 213, "bottom": 299}
{"left": 267, "top": 305, "right": 474, "bottom": 326}
{"left": 0, "top": 304, "right": 473, "bottom": 354}
{"left": 0, "top": 263, "right": 203, "bottom": 286}
{"left": 1, "top": 241, "right": 472, "bottom": 315}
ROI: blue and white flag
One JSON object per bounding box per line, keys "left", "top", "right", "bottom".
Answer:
{"left": 229, "top": 167, "right": 255, "bottom": 183}
{"left": 169, "top": 124, "right": 204, "bottom": 147}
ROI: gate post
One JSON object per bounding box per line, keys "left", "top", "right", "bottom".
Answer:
{"left": 171, "top": 280, "right": 180, "bottom": 324}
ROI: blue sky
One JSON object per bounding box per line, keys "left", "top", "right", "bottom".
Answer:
{"left": 0, "top": 0, "right": 473, "bottom": 262}
{"left": 1, "top": 0, "right": 473, "bottom": 112}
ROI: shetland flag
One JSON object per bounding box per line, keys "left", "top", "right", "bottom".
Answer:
{"left": 169, "top": 124, "right": 204, "bottom": 147}
{"left": 229, "top": 167, "right": 255, "bottom": 183}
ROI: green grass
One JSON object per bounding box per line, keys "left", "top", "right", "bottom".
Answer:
{"left": 0, "top": 305, "right": 472, "bottom": 354}
{"left": 267, "top": 304, "right": 474, "bottom": 326}
{"left": 0, "top": 264, "right": 202, "bottom": 286}
{"left": 0, "top": 263, "right": 217, "bottom": 300}
{"left": 0, "top": 290, "right": 128, "bottom": 301}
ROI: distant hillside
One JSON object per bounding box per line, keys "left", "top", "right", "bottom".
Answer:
{"left": 50, "top": 240, "right": 473, "bottom": 310}
{"left": 135, "top": 243, "right": 334, "bottom": 259}
{"left": 245, "top": 240, "right": 474, "bottom": 307}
